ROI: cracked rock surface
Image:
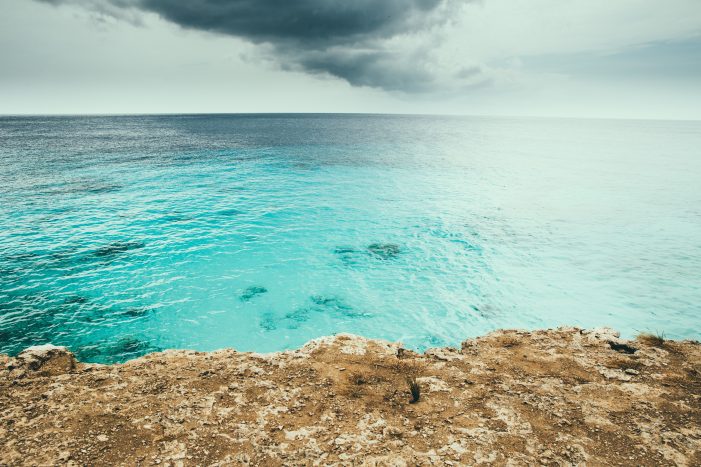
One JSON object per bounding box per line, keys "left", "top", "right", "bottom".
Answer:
{"left": 1, "top": 328, "right": 700, "bottom": 466}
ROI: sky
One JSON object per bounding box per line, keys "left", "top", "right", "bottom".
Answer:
{"left": 1, "top": 0, "right": 700, "bottom": 119}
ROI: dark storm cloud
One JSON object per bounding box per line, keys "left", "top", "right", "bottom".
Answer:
{"left": 37, "top": 0, "right": 467, "bottom": 92}
{"left": 140, "top": 0, "right": 443, "bottom": 45}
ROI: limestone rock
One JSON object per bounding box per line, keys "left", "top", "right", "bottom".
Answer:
{"left": 14, "top": 344, "right": 76, "bottom": 376}
{"left": 583, "top": 327, "right": 620, "bottom": 343}
{"left": 1, "top": 329, "right": 699, "bottom": 466}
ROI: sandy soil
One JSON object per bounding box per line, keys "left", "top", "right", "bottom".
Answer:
{"left": 1, "top": 327, "right": 700, "bottom": 466}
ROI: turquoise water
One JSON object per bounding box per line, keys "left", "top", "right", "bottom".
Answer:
{"left": 1, "top": 114, "right": 700, "bottom": 362}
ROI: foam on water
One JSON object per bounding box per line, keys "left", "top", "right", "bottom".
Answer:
{"left": 1, "top": 114, "right": 700, "bottom": 362}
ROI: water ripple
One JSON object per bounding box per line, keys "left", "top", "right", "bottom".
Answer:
{"left": 1, "top": 115, "right": 700, "bottom": 362}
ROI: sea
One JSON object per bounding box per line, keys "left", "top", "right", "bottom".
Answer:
{"left": 1, "top": 114, "right": 699, "bottom": 362}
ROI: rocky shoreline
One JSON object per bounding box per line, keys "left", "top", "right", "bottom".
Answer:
{"left": 1, "top": 327, "right": 700, "bottom": 466}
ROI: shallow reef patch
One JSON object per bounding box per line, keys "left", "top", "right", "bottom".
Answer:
{"left": 333, "top": 243, "right": 403, "bottom": 265}
{"left": 310, "top": 295, "right": 369, "bottom": 318}
{"left": 367, "top": 243, "right": 401, "bottom": 260}
{"left": 259, "top": 313, "right": 277, "bottom": 331}
{"left": 259, "top": 294, "right": 370, "bottom": 331}
{"left": 240, "top": 286, "right": 268, "bottom": 302}
{"left": 310, "top": 295, "right": 349, "bottom": 308}
{"left": 282, "top": 308, "right": 312, "bottom": 329}
{"left": 333, "top": 246, "right": 361, "bottom": 266}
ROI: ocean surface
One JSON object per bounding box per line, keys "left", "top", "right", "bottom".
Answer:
{"left": 0, "top": 114, "right": 700, "bottom": 363}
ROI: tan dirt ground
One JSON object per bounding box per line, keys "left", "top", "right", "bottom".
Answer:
{"left": 1, "top": 327, "right": 700, "bottom": 466}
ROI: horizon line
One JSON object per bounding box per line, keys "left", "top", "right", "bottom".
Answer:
{"left": 0, "top": 111, "right": 699, "bottom": 123}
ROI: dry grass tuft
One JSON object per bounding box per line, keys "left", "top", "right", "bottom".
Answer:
{"left": 637, "top": 331, "right": 666, "bottom": 348}
{"left": 349, "top": 372, "right": 367, "bottom": 385}
{"left": 406, "top": 376, "right": 421, "bottom": 403}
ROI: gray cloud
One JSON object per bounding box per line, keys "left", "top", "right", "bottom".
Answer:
{"left": 281, "top": 48, "right": 436, "bottom": 92}
{"left": 37, "top": 0, "right": 471, "bottom": 92}
{"left": 141, "top": 0, "right": 443, "bottom": 46}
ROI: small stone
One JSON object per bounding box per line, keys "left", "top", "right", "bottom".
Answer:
{"left": 625, "top": 368, "right": 640, "bottom": 375}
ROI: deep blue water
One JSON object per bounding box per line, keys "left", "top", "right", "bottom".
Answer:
{"left": 1, "top": 114, "right": 700, "bottom": 362}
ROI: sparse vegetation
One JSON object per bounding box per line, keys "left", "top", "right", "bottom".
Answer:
{"left": 350, "top": 372, "right": 367, "bottom": 385}
{"left": 637, "top": 331, "right": 666, "bottom": 348}
{"left": 406, "top": 375, "right": 421, "bottom": 403}
{"left": 348, "top": 386, "right": 364, "bottom": 399}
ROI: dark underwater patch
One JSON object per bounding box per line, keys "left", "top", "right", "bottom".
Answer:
{"left": 63, "top": 295, "right": 89, "bottom": 305}
{"left": 259, "top": 307, "right": 313, "bottom": 330}
{"left": 76, "top": 336, "right": 162, "bottom": 363}
{"left": 114, "top": 336, "right": 149, "bottom": 354}
{"left": 44, "top": 180, "right": 122, "bottom": 196}
{"left": 310, "top": 295, "right": 341, "bottom": 307}
{"left": 367, "top": 243, "right": 401, "bottom": 260}
{"left": 94, "top": 241, "right": 146, "bottom": 257}
{"left": 310, "top": 295, "right": 355, "bottom": 314}
{"left": 333, "top": 246, "right": 362, "bottom": 266}
{"left": 240, "top": 285, "right": 268, "bottom": 302}
{"left": 312, "top": 294, "right": 369, "bottom": 318}
{"left": 0, "top": 328, "right": 12, "bottom": 346}
{"left": 4, "top": 252, "right": 40, "bottom": 262}
{"left": 316, "top": 294, "right": 372, "bottom": 318}
{"left": 258, "top": 292, "right": 371, "bottom": 331}
{"left": 160, "top": 213, "right": 192, "bottom": 223}
{"left": 425, "top": 335, "right": 446, "bottom": 347}
{"left": 470, "top": 304, "right": 497, "bottom": 318}
{"left": 0, "top": 304, "right": 62, "bottom": 356}
{"left": 73, "top": 344, "right": 103, "bottom": 362}
{"left": 83, "top": 183, "right": 122, "bottom": 195}
{"left": 284, "top": 307, "right": 311, "bottom": 324}
{"left": 259, "top": 313, "right": 277, "bottom": 331}
{"left": 122, "top": 306, "right": 150, "bottom": 318}
{"left": 19, "top": 291, "right": 52, "bottom": 306}
{"left": 50, "top": 250, "right": 74, "bottom": 262}
{"left": 218, "top": 208, "right": 243, "bottom": 216}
